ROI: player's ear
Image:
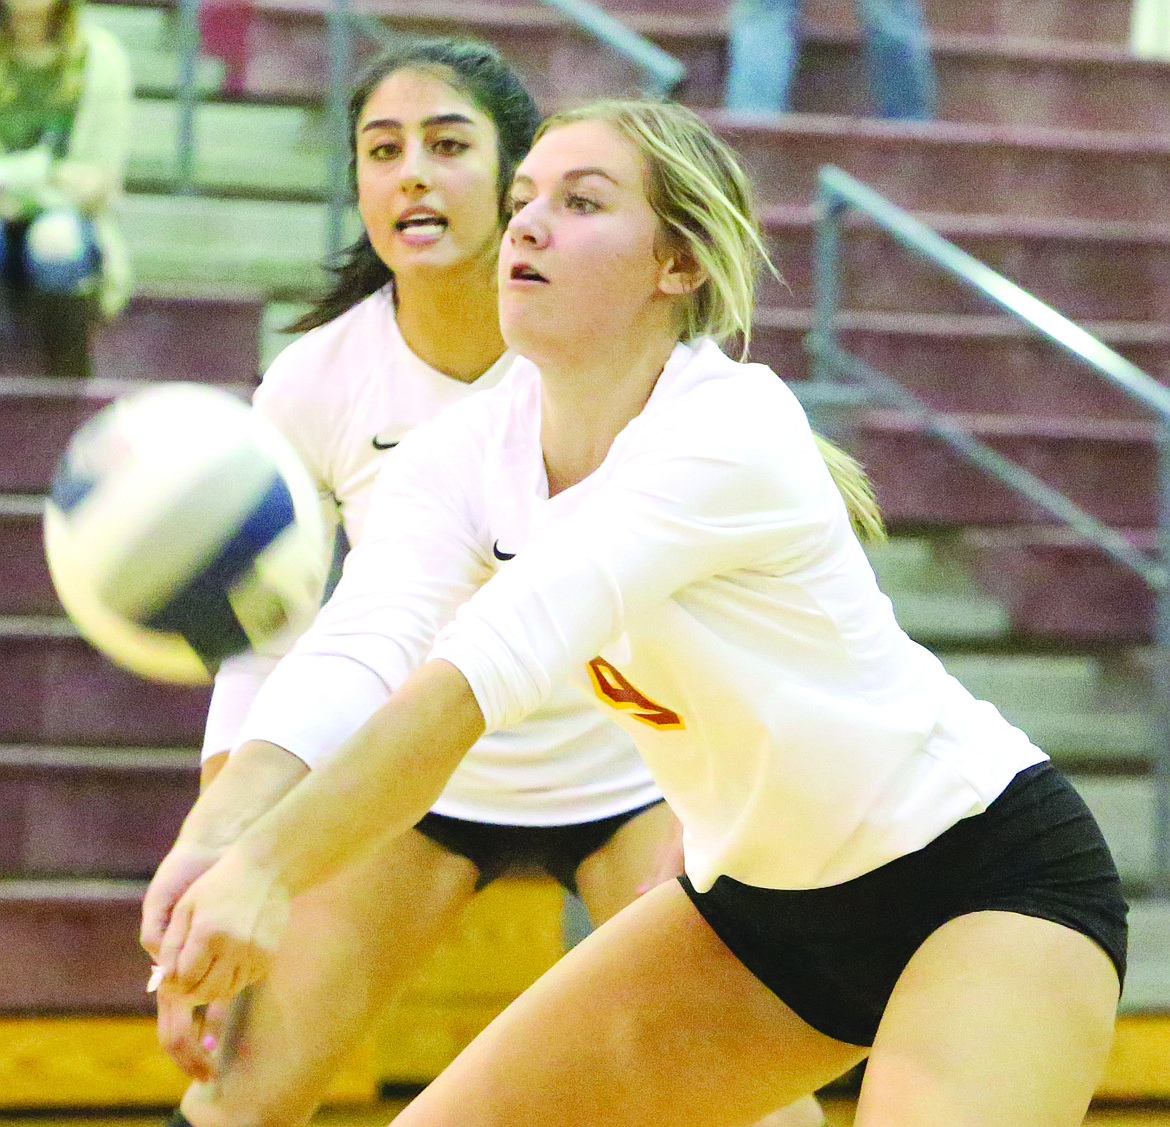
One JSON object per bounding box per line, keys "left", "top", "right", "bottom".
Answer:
{"left": 656, "top": 245, "right": 707, "bottom": 296}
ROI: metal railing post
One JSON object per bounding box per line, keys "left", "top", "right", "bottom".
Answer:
{"left": 175, "top": 0, "right": 201, "bottom": 194}
{"left": 1155, "top": 424, "right": 1170, "bottom": 893}
{"left": 324, "top": 0, "right": 354, "bottom": 259}
{"left": 811, "top": 189, "right": 846, "bottom": 388}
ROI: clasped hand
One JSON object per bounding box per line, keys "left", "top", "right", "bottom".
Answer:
{"left": 141, "top": 840, "right": 291, "bottom": 1007}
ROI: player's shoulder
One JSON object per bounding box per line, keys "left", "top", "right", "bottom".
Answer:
{"left": 257, "top": 288, "right": 397, "bottom": 409}
{"left": 651, "top": 338, "right": 806, "bottom": 435}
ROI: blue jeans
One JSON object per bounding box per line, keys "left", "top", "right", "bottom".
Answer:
{"left": 725, "top": 0, "right": 937, "bottom": 119}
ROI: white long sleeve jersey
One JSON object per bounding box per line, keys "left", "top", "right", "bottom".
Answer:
{"left": 209, "top": 287, "right": 660, "bottom": 825}
{"left": 243, "top": 337, "right": 1046, "bottom": 891}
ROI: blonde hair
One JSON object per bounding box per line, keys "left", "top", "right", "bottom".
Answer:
{"left": 813, "top": 434, "right": 885, "bottom": 543}
{"left": 535, "top": 99, "right": 885, "bottom": 543}
{"left": 0, "top": 0, "right": 88, "bottom": 111}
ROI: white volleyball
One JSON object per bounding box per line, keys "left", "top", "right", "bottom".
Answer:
{"left": 43, "top": 383, "right": 328, "bottom": 684}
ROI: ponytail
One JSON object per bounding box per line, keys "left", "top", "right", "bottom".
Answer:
{"left": 813, "top": 434, "right": 886, "bottom": 544}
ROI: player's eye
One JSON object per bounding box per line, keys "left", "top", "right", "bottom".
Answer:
{"left": 366, "top": 141, "right": 401, "bottom": 160}
{"left": 432, "top": 137, "right": 471, "bottom": 155}
{"left": 565, "top": 193, "right": 601, "bottom": 214}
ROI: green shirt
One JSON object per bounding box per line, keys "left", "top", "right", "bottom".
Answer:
{"left": 0, "top": 58, "right": 78, "bottom": 154}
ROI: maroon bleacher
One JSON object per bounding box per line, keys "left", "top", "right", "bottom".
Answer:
{"left": 3, "top": 0, "right": 1168, "bottom": 1015}
{"left": 0, "top": 884, "right": 161, "bottom": 1013}
{"left": 760, "top": 207, "right": 1170, "bottom": 326}
{"left": 108, "top": 0, "right": 1154, "bottom": 129}
{"left": 0, "top": 748, "right": 198, "bottom": 878}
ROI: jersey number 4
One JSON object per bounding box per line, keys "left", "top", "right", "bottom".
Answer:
{"left": 587, "top": 657, "right": 685, "bottom": 730}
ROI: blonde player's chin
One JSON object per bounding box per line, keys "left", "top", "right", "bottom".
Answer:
{"left": 499, "top": 314, "right": 545, "bottom": 353}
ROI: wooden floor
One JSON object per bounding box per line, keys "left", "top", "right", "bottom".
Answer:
{"left": 17, "top": 1096, "right": 1170, "bottom": 1126}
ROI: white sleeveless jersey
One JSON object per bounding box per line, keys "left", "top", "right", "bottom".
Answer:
{"left": 206, "top": 287, "right": 660, "bottom": 825}
{"left": 242, "top": 337, "right": 1046, "bottom": 892}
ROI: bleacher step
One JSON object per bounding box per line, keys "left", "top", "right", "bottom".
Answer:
{"left": 119, "top": 110, "right": 1170, "bottom": 227}
{"left": 86, "top": 0, "right": 1140, "bottom": 46}
{"left": 0, "top": 745, "right": 197, "bottom": 878}
{"left": 127, "top": 96, "right": 328, "bottom": 196}
{"left": 842, "top": 408, "right": 1164, "bottom": 529}
{"left": 95, "top": 0, "right": 1158, "bottom": 130}
{"left": 865, "top": 535, "right": 1012, "bottom": 641}
{"left": 1120, "top": 899, "right": 1170, "bottom": 1012}
{"left": 723, "top": 114, "right": 1170, "bottom": 223}
{"left": 948, "top": 527, "right": 1159, "bottom": 644}
{"left": 122, "top": 193, "right": 336, "bottom": 295}
{"left": 762, "top": 205, "right": 1170, "bottom": 327}
{"left": 0, "top": 621, "right": 209, "bottom": 747}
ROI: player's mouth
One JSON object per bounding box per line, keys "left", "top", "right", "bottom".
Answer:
{"left": 395, "top": 208, "right": 448, "bottom": 246}
{"left": 508, "top": 262, "right": 548, "bottom": 283}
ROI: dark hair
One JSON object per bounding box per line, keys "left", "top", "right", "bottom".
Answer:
{"left": 288, "top": 37, "right": 540, "bottom": 333}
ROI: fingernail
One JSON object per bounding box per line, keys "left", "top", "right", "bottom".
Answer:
{"left": 202, "top": 1036, "right": 218, "bottom": 1053}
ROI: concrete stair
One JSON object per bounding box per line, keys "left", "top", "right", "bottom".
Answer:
{"left": 945, "top": 527, "right": 1158, "bottom": 644}
{"left": 0, "top": 621, "right": 210, "bottom": 747}
{"left": 121, "top": 193, "right": 333, "bottom": 295}
{"left": 0, "top": 746, "right": 197, "bottom": 879}
{"left": 91, "top": 0, "right": 1165, "bottom": 127}
{"left": 0, "top": 498, "right": 57, "bottom": 617}
{"left": 722, "top": 114, "right": 1170, "bottom": 223}
{"left": 761, "top": 206, "right": 1170, "bottom": 327}
{"left": 757, "top": 309, "right": 1170, "bottom": 414}
{"left": 114, "top": 105, "right": 1170, "bottom": 217}
{"left": 2, "top": 292, "right": 265, "bottom": 381}
{"left": 0, "top": 880, "right": 157, "bottom": 1013}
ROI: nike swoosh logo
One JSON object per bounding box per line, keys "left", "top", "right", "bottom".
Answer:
{"left": 371, "top": 437, "right": 399, "bottom": 450}
{"left": 493, "top": 540, "right": 515, "bottom": 561}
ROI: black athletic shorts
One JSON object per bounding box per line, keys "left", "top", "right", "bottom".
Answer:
{"left": 680, "top": 762, "right": 1127, "bottom": 1047}
{"left": 414, "top": 799, "right": 667, "bottom": 894}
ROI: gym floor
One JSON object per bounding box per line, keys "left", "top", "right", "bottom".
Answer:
{"left": 20, "top": 1096, "right": 1170, "bottom": 1126}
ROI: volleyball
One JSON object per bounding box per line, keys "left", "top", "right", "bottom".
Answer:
{"left": 43, "top": 383, "right": 329, "bottom": 684}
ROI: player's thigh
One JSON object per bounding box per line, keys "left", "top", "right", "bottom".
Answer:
{"left": 183, "top": 827, "right": 480, "bottom": 1126}
{"left": 857, "top": 910, "right": 1121, "bottom": 1127}
{"left": 575, "top": 800, "right": 679, "bottom": 924}
{"left": 395, "top": 879, "right": 866, "bottom": 1127}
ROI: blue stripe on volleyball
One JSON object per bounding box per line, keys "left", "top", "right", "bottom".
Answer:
{"left": 49, "top": 460, "right": 98, "bottom": 514}
{"left": 145, "top": 473, "right": 297, "bottom": 667}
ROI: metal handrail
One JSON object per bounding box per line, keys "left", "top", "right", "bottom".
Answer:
{"left": 809, "top": 163, "right": 1170, "bottom": 894}
{"left": 174, "top": 0, "right": 201, "bottom": 194}
{"left": 536, "top": 0, "right": 686, "bottom": 98}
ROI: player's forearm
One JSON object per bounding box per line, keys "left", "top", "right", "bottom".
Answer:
{"left": 231, "top": 660, "right": 485, "bottom": 898}
{"left": 176, "top": 741, "right": 309, "bottom": 852}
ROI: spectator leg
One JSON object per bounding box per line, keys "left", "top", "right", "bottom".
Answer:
{"left": 724, "top": 0, "right": 803, "bottom": 113}
{"left": 22, "top": 210, "right": 101, "bottom": 379}
{"left": 855, "top": 0, "right": 937, "bottom": 119}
